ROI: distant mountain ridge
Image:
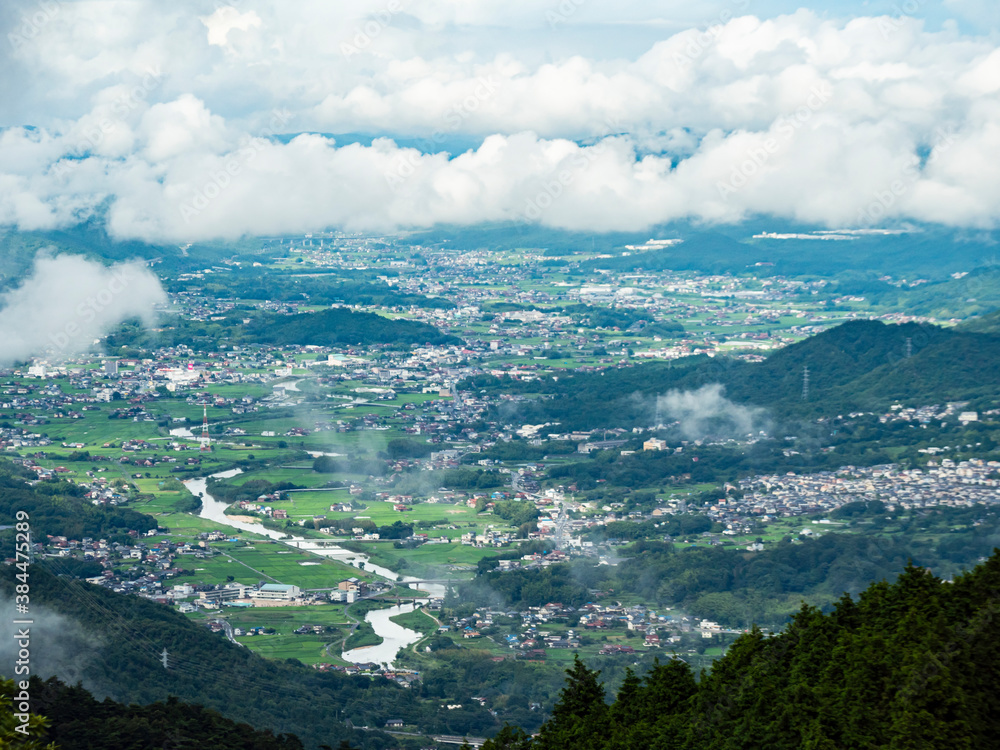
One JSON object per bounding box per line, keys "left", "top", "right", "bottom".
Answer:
{"left": 466, "top": 319, "right": 1000, "bottom": 428}
{"left": 6, "top": 219, "right": 997, "bottom": 287}
{"left": 406, "top": 222, "right": 1000, "bottom": 279}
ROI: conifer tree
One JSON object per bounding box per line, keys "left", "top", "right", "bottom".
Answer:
{"left": 535, "top": 656, "right": 609, "bottom": 750}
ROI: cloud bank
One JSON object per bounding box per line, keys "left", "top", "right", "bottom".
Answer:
{"left": 0, "top": 254, "right": 167, "bottom": 364}
{"left": 2, "top": 5, "right": 1000, "bottom": 240}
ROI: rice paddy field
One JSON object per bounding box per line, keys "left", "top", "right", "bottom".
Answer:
{"left": 222, "top": 605, "right": 354, "bottom": 664}
{"left": 348, "top": 541, "right": 483, "bottom": 579}
{"left": 182, "top": 540, "right": 376, "bottom": 589}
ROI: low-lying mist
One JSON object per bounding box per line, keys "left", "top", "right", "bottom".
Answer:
{"left": 653, "top": 383, "right": 769, "bottom": 440}
{"left": 0, "top": 252, "right": 167, "bottom": 364}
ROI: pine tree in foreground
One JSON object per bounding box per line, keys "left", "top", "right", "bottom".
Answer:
{"left": 484, "top": 551, "right": 1000, "bottom": 750}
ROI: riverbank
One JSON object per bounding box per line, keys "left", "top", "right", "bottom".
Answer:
{"left": 182, "top": 468, "right": 433, "bottom": 666}
{"left": 341, "top": 603, "right": 421, "bottom": 666}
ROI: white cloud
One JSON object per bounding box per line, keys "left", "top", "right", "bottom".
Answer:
{"left": 655, "top": 384, "right": 766, "bottom": 440}
{"left": 139, "top": 94, "right": 229, "bottom": 162}
{"left": 0, "top": 253, "right": 167, "bottom": 364}
{"left": 200, "top": 7, "right": 263, "bottom": 47}
{"left": 1, "top": 5, "right": 999, "bottom": 239}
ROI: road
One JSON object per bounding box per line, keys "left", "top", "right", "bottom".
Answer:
{"left": 358, "top": 727, "right": 486, "bottom": 748}
{"left": 409, "top": 605, "right": 444, "bottom": 656}
{"left": 210, "top": 618, "right": 244, "bottom": 648}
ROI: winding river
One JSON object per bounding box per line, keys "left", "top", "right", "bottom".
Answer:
{"left": 183, "top": 469, "right": 438, "bottom": 666}
{"left": 341, "top": 603, "right": 422, "bottom": 666}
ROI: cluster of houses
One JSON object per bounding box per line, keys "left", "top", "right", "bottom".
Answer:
{"left": 313, "top": 662, "right": 420, "bottom": 687}
{"left": 717, "top": 458, "right": 1000, "bottom": 527}
{"left": 440, "top": 602, "right": 740, "bottom": 659}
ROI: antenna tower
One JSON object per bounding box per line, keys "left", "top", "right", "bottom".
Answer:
{"left": 200, "top": 405, "right": 211, "bottom": 452}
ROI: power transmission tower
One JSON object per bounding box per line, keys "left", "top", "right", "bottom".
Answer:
{"left": 906, "top": 337, "right": 913, "bottom": 358}
{"left": 200, "top": 405, "right": 211, "bottom": 452}
{"left": 161, "top": 648, "right": 170, "bottom": 669}
{"left": 802, "top": 366, "right": 810, "bottom": 401}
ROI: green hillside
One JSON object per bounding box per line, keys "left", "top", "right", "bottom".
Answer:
{"left": 5, "top": 675, "right": 305, "bottom": 750}
{"left": 0, "top": 463, "right": 157, "bottom": 544}
{"left": 957, "top": 306, "right": 1000, "bottom": 333}
{"left": 106, "top": 306, "right": 460, "bottom": 352}
{"left": 246, "top": 307, "right": 460, "bottom": 347}
{"left": 468, "top": 320, "right": 1000, "bottom": 428}
{"left": 0, "top": 566, "right": 496, "bottom": 749}
{"left": 485, "top": 550, "right": 1000, "bottom": 750}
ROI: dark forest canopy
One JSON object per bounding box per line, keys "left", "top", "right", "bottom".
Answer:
{"left": 6, "top": 676, "right": 306, "bottom": 750}
{"left": 107, "top": 305, "right": 460, "bottom": 351}
{"left": 482, "top": 550, "right": 1000, "bottom": 750}
{"left": 245, "top": 307, "right": 460, "bottom": 347}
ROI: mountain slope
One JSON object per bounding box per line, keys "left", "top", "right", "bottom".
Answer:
{"left": 0, "top": 566, "right": 496, "bottom": 749}
{"left": 470, "top": 320, "right": 1000, "bottom": 428}
{"left": 488, "top": 550, "right": 1000, "bottom": 750}
{"left": 13, "top": 676, "right": 305, "bottom": 750}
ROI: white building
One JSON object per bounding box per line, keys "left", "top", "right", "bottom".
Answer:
{"left": 251, "top": 584, "right": 301, "bottom": 601}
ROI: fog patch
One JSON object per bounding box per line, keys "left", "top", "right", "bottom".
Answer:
{"left": 0, "top": 596, "right": 98, "bottom": 690}
{"left": 654, "top": 384, "right": 767, "bottom": 440}
{"left": 0, "top": 252, "right": 167, "bottom": 364}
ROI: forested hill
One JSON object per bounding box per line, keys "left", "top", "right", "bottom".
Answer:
{"left": 0, "top": 461, "right": 157, "bottom": 546}
{"left": 5, "top": 676, "right": 305, "bottom": 750}
{"left": 483, "top": 550, "right": 1000, "bottom": 750}
{"left": 107, "top": 306, "right": 461, "bottom": 351}
{"left": 245, "top": 307, "right": 460, "bottom": 347}
{"left": 959, "top": 307, "right": 1000, "bottom": 333}
{"left": 0, "top": 566, "right": 495, "bottom": 749}
{"left": 464, "top": 320, "right": 1000, "bottom": 428}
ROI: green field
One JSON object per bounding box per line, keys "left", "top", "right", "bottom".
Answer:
{"left": 343, "top": 620, "right": 382, "bottom": 650}
{"left": 199, "top": 604, "right": 357, "bottom": 664}
{"left": 349, "top": 541, "right": 484, "bottom": 579}
{"left": 191, "top": 541, "right": 375, "bottom": 589}
{"left": 389, "top": 607, "right": 438, "bottom": 635}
